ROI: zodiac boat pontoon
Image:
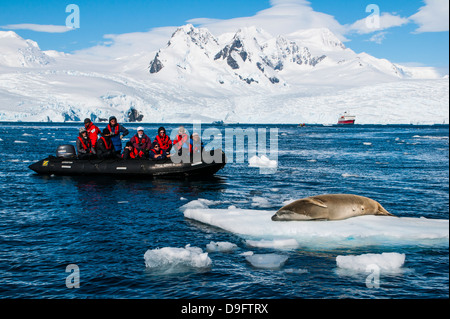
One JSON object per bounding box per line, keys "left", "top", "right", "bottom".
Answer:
{"left": 29, "top": 145, "right": 227, "bottom": 178}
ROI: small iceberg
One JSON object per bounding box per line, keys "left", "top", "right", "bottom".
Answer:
{"left": 251, "top": 196, "right": 271, "bottom": 208}
{"left": 206, "top": 241, "right": 237, "bottom": 253}
{"left": 336, "top": 252, "right": 405, "bottom": 272}
{"left": 246, "top": 253, "right": 288, "bottom": 269}
{"left": 249, "top": 155, "right": 277, "bottom": 168}
{"left": 179, "top": 198, "right": 221, "bottom": 211}
{"left": 144, "top": 244, "right": 211, "bottom": 274}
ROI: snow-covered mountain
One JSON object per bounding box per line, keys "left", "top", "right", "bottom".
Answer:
{"left": 148, "top": 24, "right": 441, "bottom": 89}
{"left": 0, "top": 31, "right": 54, "bottom": 67}
{"left": 0, "top": 26, "right": 447, "bottom": 124}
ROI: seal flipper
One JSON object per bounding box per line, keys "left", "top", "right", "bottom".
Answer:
{"left": 305, "top": 197, "right": 328, "bottom": 208}
{"left": 376, "top": 203, "right": 395, "bottom": 217}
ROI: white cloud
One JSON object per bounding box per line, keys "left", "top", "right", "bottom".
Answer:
{"left": 348, "top": 13, "right": 410, "bottom": 35}
{"left": 367, "top": 32, "right": 388, "bottom": 44}
{"left": 72, "top": 0, "right": 448, "bottom": 60}
{"left": 188, "top": 0, "right": 348, "bottom": 41}
{"left": 410, "top": 0, "right": 449, "bottom": 32}
{"left": 77, "top": 0, "right": 349, "bottom": 59}
{"left": 74, "top": 26, "right": 176, "bottom": 59}
{"left": 1, "top": 24, "right": 75, "bottom": 33}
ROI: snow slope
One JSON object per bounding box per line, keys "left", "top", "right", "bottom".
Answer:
{"left": 0, "top": 26, "right": 448, "bottom": 124}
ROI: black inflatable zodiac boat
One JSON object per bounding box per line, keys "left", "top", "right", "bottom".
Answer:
{"left": 29, "top": 145, "right": 227, "bottom": 178}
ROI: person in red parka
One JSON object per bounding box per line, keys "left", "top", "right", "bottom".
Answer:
{"left": 84, "top": 118, "right": 100, "bottom": 150}
{"left": 154, "top": 126, "right": 172, "bottom": 154}
{"left": 122, "top": 141, "right": 144, "bottom": 160}
{"left": 130, "top": 126, "right": 152, "bottom": 156}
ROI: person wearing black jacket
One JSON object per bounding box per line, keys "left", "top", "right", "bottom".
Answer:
{"left": 96, "top": 128, "right": 119, "bottom": 159}
{"left": 76, "top": 127, "right": 95, "bottom": 160}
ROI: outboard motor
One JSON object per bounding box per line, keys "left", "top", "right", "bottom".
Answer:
{"left": 56, "top": 144, "right": 76, "bottom": 158}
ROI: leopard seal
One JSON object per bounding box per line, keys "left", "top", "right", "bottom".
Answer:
{"left": 271, "top": 194, "right": 394, "bottom": 221}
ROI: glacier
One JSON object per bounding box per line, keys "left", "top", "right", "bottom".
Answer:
{"left": 0, "top": 25, "right": 448, "bottom": 124}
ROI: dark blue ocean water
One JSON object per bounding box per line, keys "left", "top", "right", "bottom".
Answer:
{"left": 0, "top": 122, "right": 448, "bottom": 299}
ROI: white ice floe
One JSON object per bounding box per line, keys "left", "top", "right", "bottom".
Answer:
{"left": 245, "top": 253, "right": 288, "bottom": 269}
{"left": 239, "top": 251, "right": 254, "bottom": 256}
{"left": 14, "top": 140, "right": 27, "bottom": 143}
{"left": 251, "top": 196, "right": 272, "bottom": 208}
{"left": 179, "top": 198, "right": 222, "bottom": 211}
{"left": 144, "top": 244, "right": 211, "bottom": 273}
{"left": 336, "top": 252, "right": 406, "bottom": 272}
{"left": 341, "top": 173, "right": 360, "bottom": 178}
{"left": 413, "top": 135, "right": 449, "bottom": 140}
{"left": 183, "top": 207, "right": 449, "bottom": 248}
{"left": 248, "top": 155, "right": 277, "bottom": 168}
{"left": 206, "top": 241, "right": 237, "bottom": 253}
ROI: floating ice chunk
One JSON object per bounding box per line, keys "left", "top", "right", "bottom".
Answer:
{"left": 413, "top": 135, "right": 448, "bottom": 140}
{"left": 246, "top": 254, "right": 288, "bottom": 269}
{"left": 206, "top": 241, "right": 237, "bottom": 253}
{"left": 246, "top": 239, "right": 299, "bottom": 249}
{"left": 251, "top": 196, "right": 271, "bottom": 208}
{"left": 22, "top": 133, "right": 33, "bottom": 136}
{"left": 363, "top": 142, "right": 372, "bottom": 145}
{"left": 14, "top": 140, "right": 28, "bottom": 143}
{"left": 179, "top": 198, "right": 221, "bottom": 211}
{"left": 249, "top": 155, "right": 277, "bottom": 168}
{"left": 240, "top": 251, "right": 254, "bottom": 256}
{"left": 144, "top": 244, "right": 211, "bottom": 272}
{"left": 336, "top": 252, "right": 405, "bottom": 272}
{"left": 342, "top": 173, "right": 359, "bottom": 178}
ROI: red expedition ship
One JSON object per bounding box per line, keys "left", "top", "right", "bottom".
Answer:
{"left": 338, "top": 112, "right": 356, "bottom": 125}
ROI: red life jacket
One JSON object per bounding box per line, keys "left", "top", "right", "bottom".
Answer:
{"left": 77, "top": 136, "right": 91, "bottom": 151}
{"left": 85, "top": 123, "right": 100, "bottom": 146}
{"left": 131, "top": 134, "right": 150, "bottom": 149}
{"left": 173, "top": 134, "right": 188, "bottom": 150}
{"left": 155, "top": 134, "right": 172, "bottom": 150}
{"left": 107, "top": 124, "right": 119, "bottom": 135}
{"left": 150, "top": 148, "right": 162, "bottom": 155}
{"left": 122, "top": 147, "right": 143, "bottom": 159}
{"left": 100, "top": 136, "right": 113, "bottom": 150}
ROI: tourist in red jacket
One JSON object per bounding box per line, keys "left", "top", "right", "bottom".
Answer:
{"left": 154, "top": 126, "right": 172, "bottom": 154}
{"left": 122, "top": 141, "right": 144, "bottom": 159}
{"left": 84, "top": 118, "right": 100, "bottom": 149}
{"left": 130, "top": 126, "right": 152, "bottom": 155}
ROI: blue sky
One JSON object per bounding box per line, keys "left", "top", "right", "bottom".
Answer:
{"left": 1, "top": 0, "right": 448, "bottom": 70}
